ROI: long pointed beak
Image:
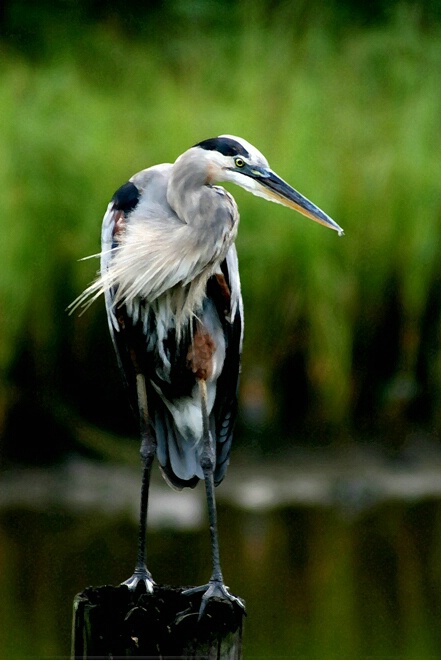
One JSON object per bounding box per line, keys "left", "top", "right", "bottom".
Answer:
{"left": 255, "top": 168, "right": 344, "bottom": 235}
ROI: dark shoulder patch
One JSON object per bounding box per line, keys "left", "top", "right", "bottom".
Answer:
{"left": 111, "top": 181, "right": 140, "bottom": 213}
{"left": 194, "top": 136, "right": 249, "bottom": 159}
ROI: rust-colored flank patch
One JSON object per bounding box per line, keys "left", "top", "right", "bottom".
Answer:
{"left": 186, "top": 327, "right": 216, "bottom": 380}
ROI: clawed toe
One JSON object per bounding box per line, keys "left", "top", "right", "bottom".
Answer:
{"left": 121, "top": 564, "right": 154, "bottom": 593}
{"left": 183, "top": 580, "right": 245, "bottom": 620}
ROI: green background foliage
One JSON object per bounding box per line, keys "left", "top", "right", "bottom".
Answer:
{"left": 0, "top": 0, "right": 438, "bottom": 457}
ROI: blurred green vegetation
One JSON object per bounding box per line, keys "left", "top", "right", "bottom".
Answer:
{"left": 0, "top": 1, "right": 439, "bottom": 460}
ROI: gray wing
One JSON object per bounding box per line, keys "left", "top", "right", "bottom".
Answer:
{"left": 210, "top": 246, "right": 243, "bottom": 485}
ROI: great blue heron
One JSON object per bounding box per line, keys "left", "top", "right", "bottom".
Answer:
{"left": 70, "top": 135, "right": 343, "bottom": 617}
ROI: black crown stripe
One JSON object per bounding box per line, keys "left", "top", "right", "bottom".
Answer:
{"left": 194, "top": 137, "right": 250, "bottom": 159}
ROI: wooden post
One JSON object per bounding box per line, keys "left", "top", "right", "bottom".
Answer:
{"left": 72, "top": 584, "right": 245, "bottom": 659}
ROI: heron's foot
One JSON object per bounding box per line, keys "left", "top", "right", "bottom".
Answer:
{"left": 183, "top": 579, "right": 245, "bottom": 620}
{"left": 121, "top": 563, "right": 154, "bottom": 593}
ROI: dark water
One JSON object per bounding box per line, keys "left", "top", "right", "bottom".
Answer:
{"left": 0, "top": 453, "right": 440, "bottom": 660}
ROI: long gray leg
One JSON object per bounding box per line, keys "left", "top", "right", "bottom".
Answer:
{"left": 122, "top": 373, "right": 155, "bottom": 592}
{"left": 184, "top": 379, "right": 245, "bottom": 618}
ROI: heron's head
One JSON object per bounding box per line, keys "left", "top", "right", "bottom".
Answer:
{"left": 193, "top": 135, "right": 344, "bottom": 235}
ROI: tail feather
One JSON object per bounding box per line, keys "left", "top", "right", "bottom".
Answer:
{"left": 154, "top": 408, "right": 202, "bottom": 490}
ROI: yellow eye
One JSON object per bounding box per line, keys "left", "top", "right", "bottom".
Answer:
{"left": 235, "top": 157, "right": 245, "bottom": 168}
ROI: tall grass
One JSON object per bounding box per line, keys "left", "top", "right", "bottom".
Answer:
{"left": 0, "top": 5, "right": 438, "bottom": 446}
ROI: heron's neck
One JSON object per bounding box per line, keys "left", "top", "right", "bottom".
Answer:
{"left": 167, "top": 152, "right": 216, "bottom": 226}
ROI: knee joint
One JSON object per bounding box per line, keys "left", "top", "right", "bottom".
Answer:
{"left": 140, "top": 433, "right": 156, "bottom": 464}
{"left": 200, "top": 437, "right": 215, "bottom": 472}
